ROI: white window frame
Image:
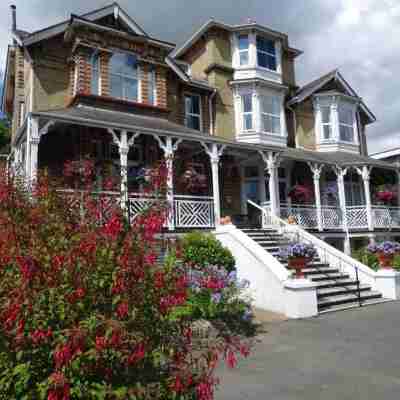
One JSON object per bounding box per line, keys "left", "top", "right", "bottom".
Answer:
{"left": 260, "top": 95, "right": 281, "bottom": 135}
{"left": 256, "top": 36, "right": 277, "bottom": 72}
{"left": 109, "top": 51, "right": 140, "bottom": 102}
{"left": 184, "top": 93, "right": 202, "bottom": 131}
{"left": 148, "top": 65, "right": 157, "bottom": 105}
{"left": 320, "top": 105, "right": 332, "bottom": 142}
{"left": 241, "top": 93, "right": 253, "bottom": 131}
{"left": 19, "top": 102, "right": 25, "bottom": 127}
{"left": 238, "top": 34, "right": 250, "bottom": 66}
{"left": 90, "top": 51, "right": 100, "bottom": 96}
{"left": 338, "top": 105, "right": 355, "bottom": 143}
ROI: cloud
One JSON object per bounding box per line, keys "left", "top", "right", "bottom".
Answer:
{"left": 0, "top": 0, "right": 398, "bottom": 154}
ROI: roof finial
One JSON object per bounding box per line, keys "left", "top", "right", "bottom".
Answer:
{"left": 246, "top": 17, "right": 256, "bottom": 24}
{"left": 10, "top": 5, "right": 16, "bottom": 33}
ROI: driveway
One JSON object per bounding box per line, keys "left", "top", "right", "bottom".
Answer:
{"left": 216, "top": 302, "right": 400, "bottom": 400}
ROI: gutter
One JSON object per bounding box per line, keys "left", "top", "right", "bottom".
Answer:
{"left": 208, "top": 88, "right": 217, "bottom": 135}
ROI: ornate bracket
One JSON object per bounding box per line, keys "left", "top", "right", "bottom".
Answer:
{"left": 201, "top": 142, "right": 226, "bottom": 163}
{"left": 259, "top": 150, "right": 282, "bottom": 172}
{"left": 307, "top": 162, "right": 324, "bottom": 180}
{"left": 108, "top": 128, "right": 141, "bottom": 149}
{"left": 332, "top": 165, "right": 349, "bottom": 180}
{"left": 152, "top": 135, "right": 182, "bottom": 158}
{"left": 354, "top": 165, "right": 373, "bottom": 181}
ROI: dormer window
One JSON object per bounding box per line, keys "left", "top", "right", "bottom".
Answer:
{"left": 110, "top": 52, "right": 139, "bottom": 102}
{"left": 256, "top": 37, "right": 277, "bottom": 71}
{"left": 320, "top": 105, "right": 332, "bottom": 140}
{"left": 238, "top": 35, "right": 250, "bottom": 66}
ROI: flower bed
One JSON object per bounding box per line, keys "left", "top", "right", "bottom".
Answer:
{"left": 0, "top": 163, "right": 253, "bottom": 400}
{"left": 367, "top": 241, "right": 400, "bottom": 269}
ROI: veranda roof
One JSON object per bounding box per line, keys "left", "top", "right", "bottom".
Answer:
{"left": 31, "top": 105, "right": 395, "bottom": 171}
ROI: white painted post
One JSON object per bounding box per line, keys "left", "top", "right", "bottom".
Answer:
{"left": 258, "top": 163, "right": 267, "bottom": 205}
{"left": 28, "top": 116, "right": 40, "bottom": 182}
{"left": 202, "top": 143, "right": 225, "bottom": 227}
{"left": 356, "top": 166, "right": 373, "bottom": 231}
{"left": 396, "top": 169, "right": 400, "bottom": 208}
{"left": 335, "top": 167, "right": 348, "bottom": 232}
{"left": 308, "top": 163, "right": 324, "bottom": 232}
{"left": 260, "top": 151, "right": 281, "bottom": 218}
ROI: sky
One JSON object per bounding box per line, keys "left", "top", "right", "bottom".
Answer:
{"left": 0, "top": 0, "right": 399, "bottom": 154}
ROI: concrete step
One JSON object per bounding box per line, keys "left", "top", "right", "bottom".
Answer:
{"left": 314, "top": 278, "right": 360, "bottom": 289}
{"left": 301, "top": 267, "right": 340, "bottom": 275}
{"left": 317, "top": 284, "right": 371, "bottom": 298}
{"left": 318, "top": 298, "right": 393, "bottom": 314}
{"left": 318, "top": 291, "right": 382, "bottom": 309}
{"left": 309, "top": 273, "right": 350, "bottom": 282}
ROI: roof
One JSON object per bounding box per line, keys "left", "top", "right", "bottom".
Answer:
{"left": 287, "top": 69, "right": 376, "bottom": 124}
{"left": 14, "top": 3, "right": 160, "bottom": 47}
{"left": 171, "top": 19, "right": 302, "bottom": 60}
{"left": 370, "top": 147, "right": 400, "bottom": 160}
{"left": 24, "top": 105, "right": 395, "bottom": 171}
{"left": 165, "top": 57, "right": 215, "bottom": 91}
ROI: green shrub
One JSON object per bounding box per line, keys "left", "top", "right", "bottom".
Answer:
{"left": 181, "top": 232, "right": 236, "bottom": 272}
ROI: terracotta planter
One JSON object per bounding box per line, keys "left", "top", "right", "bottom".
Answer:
{"left": 377, "top": 253, "right": 395, "bottom": 270}
{"left": 288, "top": 257, "right": 310, "bottom": 278}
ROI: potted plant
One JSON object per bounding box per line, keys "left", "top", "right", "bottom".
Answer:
{"left": 288, "top": 184, "right": 314, "bottom": 205}
{"left": 367, "top": 241, "right": 400, "bottom": 269}
{"left": 280, "top": 243, "right": 317, "bottom": 278}
{"left": 375, "top": 185, "right": 396, "bottom": 205}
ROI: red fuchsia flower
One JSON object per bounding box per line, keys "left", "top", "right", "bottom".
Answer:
{"left": 171, "top": 376, "right": 184, "bottom": 393}
{"left": 31, "top": 328, "right": 52, "bottom": 346}
{"left": 196, "top": 381, "right": 214, "bottom": 400}
{"left": 127, "top": 342, "right": 146, "bottom": 365}
{"left": 144, "top": 252, "right": 157, "bottom": 266}
{"left": 154, "top": 271, "right": 165, "bottom": 289}
{"left": 2, "top": 303, "right": 21, "bottom": 331}
{"left": 95, "top": 336, "right": 107, "bottom": 352}
{"left": 103, "top": 215, "right": 123, "bottom": 240}
{"left": 226, "top": 349, "right": 237, "bottom": 369}
{"left": 116, "top": 302, "right": 129, "bottom": 319}
{"left": 16, "top": 256, "right": 38, "bottom": 283}
{"left": 239, "top": 344, "right": 250, "bottom": 358}
{"left": 159, "top": 292, "right": 187, "bottom": 314}
{"left": 17, "top": 318, "right": 25, "bottom": 336}
{"left": 111, "top": 277, "right": 127, "bottom": 295}
{"left": 51, "top": 255, "right": 65, "bottom": 271}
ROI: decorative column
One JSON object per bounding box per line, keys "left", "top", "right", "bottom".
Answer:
{"left": 260, "top": 151, "right": 281, "bottom": 217}
{"left": 108, "top": 129, "right": 140, "bottom": 213}
{"left": 258, "top": 163, "right": 267, "bottom": 205}
{"left": 355, "top": 166, "right": 373, "bottom": 231}
{"left": 153, "top": 135, "right": 182, "bottom": 230}
{"left": 201, "top": 142, "right": 226, "bottom": 227}
{"left": 334, "top": 166, "right": 348, "bottom": 231}
{"left": 308, "top": 163, "right": 324, "bottom": 232}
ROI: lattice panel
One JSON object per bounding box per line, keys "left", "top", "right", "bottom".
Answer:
{"left": 373, "top": 207, "right": 393, "bottom": 228}
{"left": 175, "top": 200, "right": 214, "bottom": 228}
{"left": 281, "top": 206, "right": 318, "bottom": 229}
{"left": 346, "top": 207, "right": 368, "bottom": 229}
{"left": 128, "top": 198, "right": 158, "bottom": 223}
{"left": 322, "top": 207, "right": 343, "bottom": 229}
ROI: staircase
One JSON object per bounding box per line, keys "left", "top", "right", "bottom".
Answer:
{"left": 242, "top": 228, "right": 385, "bottom": 313}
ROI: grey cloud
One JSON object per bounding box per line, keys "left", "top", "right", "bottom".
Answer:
{"left": 0, "top": 0, "right": 398, "bottom": 154}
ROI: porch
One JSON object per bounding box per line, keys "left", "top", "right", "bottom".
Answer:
{"left": 11, "top": 101, "right": 400, "bottom": 234}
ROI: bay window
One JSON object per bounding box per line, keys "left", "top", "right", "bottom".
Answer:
{"left": 260, "top": 95, "right": 281, "bottom": 134}
{"left": 238, "top": 35, "right": 249, "bottom": 66}
{"left": 257, "top": 37, "right": 277, "bottom": 71}
{"left": 321, "top": 105, "right": 332, "bottom": 140}
{"left": 109, "top": 52, "right": 139, "bottom": 102}
{"left": 242, "top": 94, "right": 253, "bottom": 130}
{"left": 185, "top": 94, "right": 201, "bottom": 130}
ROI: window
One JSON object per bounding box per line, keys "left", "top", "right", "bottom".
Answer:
{"left": 238, "top": 35, "right": 249, "bottom": 66}
{"left": 185, "top": 94, "right": 201, "bottom": 130}
{"left": 19, "top": 102, "right": 25, "bottom": 127}
{"left": 256, "top": 37, "right": 277, "bottom": 71}
{"left": 241, "top": 94, "right": 253, "bottom": 130}
{"left": 320, "top": 106, "right": 332, "bottom": 140}
{"left": 148, "top": 65, "right": 157, "bottom": 105}
{"left": 91, "top": 52, "right": 100, "bottom": 95}
{"left": 110, "top": 52, "right": 139, "bottom": 101}
{"left": 260, "top": 96, "right": 281, "bottom": 134}
{"left": 339, "top": 106, "right": 355, "bottom": 142}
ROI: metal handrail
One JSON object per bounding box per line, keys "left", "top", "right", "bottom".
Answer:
{"left": 247, "top": 199, "right": 368, "bottom": 306}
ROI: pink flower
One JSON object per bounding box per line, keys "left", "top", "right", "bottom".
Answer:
{"left": 226, "top": 349, "right": 237, "bottom": 369}
{"left": 127, "top": 342, "right": 146, "bottom": 365}
{"left": 103, "top": 215, "right": 123, "bottom": 240}
{"left": 144, "top": 253, "right": 157, "bottom": 266}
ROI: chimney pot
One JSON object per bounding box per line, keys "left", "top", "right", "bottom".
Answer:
{"left": 10, "top": 5, "right": 17, "bottom": 33}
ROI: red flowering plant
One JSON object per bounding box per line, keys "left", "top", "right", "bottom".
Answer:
{"left": 375, "top": 185, "right": 397, "bottom": 205}
{"left": 0, "top": 160, "right": 252, "bottom": 399}
{"left": 288, "top": 184, "right": 314, "bottom": 204}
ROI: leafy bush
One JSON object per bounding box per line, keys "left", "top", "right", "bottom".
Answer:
{"left": 0, "top": 163, "right": 252, "bottom": 400}
{"left": 354, "top": 247, "right": 400, "bottom": 271}
{"left": 181, "top": 232, "right": 236, "bottom": 272}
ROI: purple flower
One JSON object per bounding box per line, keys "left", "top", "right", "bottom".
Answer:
{"left": 211, "top": 293, "right": 222, "bottom": 304}
{"left": 281, "top": 243, "right": 317, "bottom": 260}
{"left": 367, "top": 241, "right": 400, "bottom": 256}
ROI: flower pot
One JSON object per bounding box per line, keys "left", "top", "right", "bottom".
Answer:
{"left": 288, "top": 257, "right": 310, "bottom": 278}
{"left": 377, "top": 253, "right": 395, "bottom": 270}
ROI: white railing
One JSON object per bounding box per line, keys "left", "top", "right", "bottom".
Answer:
{"left": 280, "top": 203, "right": 319, "bottom": 229}
{"left": 321, "top": 206, "right": 343, "bottom": 230}
{"left": 346, "top": 206, "right": 368, "bottom": 230}
{"left": 372, "top": 206, "right": 400, "bottom": 229}
{"left": 128, "top": 192, "right": 164, "bottom": 223}
{"left": 248, "top": 199, "right": 378, "bottom": 291}
{"left": 174, "top": 195, "right": 214, "bottom": 228}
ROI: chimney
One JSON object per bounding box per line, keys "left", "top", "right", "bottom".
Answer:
{"left": 10, "top": 5, "right": 16, "bottom": 32}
